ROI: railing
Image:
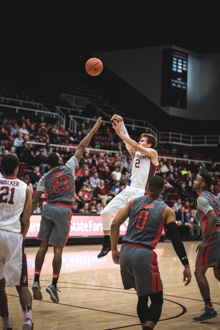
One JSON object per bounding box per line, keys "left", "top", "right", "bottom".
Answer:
{"left": 159, "top": 132, "right": 220, "bottom": 147}
{"left": 158, "top": 155, "right": 212, "bottom": 165}
{"left": 60, "top": 94, "right": 87, "bottom": 110}
{"left": 68, "top": 114, "right": 157, "bottom": 137}
{"left": 60, "top": 93, "right": 158, "bottom": 137}
{"left": 25, "top": 141, "right": 215, "bottom": 166}
{"left": 2, "top": 95, "right": 219, "bottom": 149}
{"left": 55, "top": 106, "right": 66, "bottom": 128}
{"left": 56, "top": 105, "right": 83, "bottom": 116}
{"left": 0, "top": 96, "right": 48, "bottom": 111}
{"left": 0, "top": 103, "right": 66, "bottom": 128}
{"left": 26, "top": 141, "right": 119, "bottom": 154}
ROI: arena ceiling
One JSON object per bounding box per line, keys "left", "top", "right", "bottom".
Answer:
{"left": 2, "top": 4, "right": 220, "bottom": 63}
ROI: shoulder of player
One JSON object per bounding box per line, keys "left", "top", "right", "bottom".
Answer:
{"left": 197, "top": 195, "right": 210, "bottom": 203}
{"left": 26, "top": 185, "right": 32, "bottom": 196}
{"left": 162, "top": 205, "right": 175, "bottom": 220}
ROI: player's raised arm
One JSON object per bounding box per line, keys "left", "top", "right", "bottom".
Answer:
{"left": 111, "top": 114, "right": 136, "bottom": 159}
{"left": 112, "top": 119, "right": 158, "bottom": 165}
{"left": 74, "top": 117, "right": 102, "bottom": 163}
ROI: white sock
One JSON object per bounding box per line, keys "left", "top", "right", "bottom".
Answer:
{"left": 23, "top": 306, "right": 32, "bottom": 323}
{"left": 1, "top": 313, "right": 12, "bottom": 329}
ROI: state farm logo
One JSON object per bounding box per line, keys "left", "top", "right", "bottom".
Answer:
{"left": 70, "top": 220, "right": 102, "bottom": 232}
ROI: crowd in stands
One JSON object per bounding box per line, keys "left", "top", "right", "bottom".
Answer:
{"left": 1, "top": 110, "right": 220, "bottom": 241}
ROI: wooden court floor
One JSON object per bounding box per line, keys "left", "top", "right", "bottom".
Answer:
{"left": 5, "top": 241, "right": 220, "bottom": 330}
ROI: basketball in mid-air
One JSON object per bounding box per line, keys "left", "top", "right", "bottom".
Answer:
{"left": 85, "top": 57, "right": 103, "bottom": 76}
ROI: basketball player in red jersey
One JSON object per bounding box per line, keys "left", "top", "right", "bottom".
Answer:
{"left": 98, "top": 114, "right": 158, "bottom": 258}
{"left": 111, "top": 175, "right": 191, "bottom": 330}
{"left": 31, "top": 117, "right": 102, "bottom": 304}
{"left": 192, "top": 171, "right": 220, "bottom": 322}
{"left": 0, "top": 154, "right": 33, "bottom": 330}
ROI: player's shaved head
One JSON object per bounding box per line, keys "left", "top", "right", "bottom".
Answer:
{"left": 148, "top": 175, "right": 164, "bottom": 197}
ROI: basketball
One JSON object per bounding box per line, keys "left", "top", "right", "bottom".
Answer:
{"left": 85, "top": 57, "right": 103, "bottom": 76}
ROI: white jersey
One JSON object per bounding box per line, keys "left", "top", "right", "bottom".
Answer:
{"left": 130, "top": 151, "right": 156, "bottom": 189}
{"left": 0, "top": 177, "right": 27, "bottom": 233}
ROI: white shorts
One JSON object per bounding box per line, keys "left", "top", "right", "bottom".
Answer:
{"left": 101, "top": 185, "right": 145, "bottom": 230}
{"left": 0, "top": 230, "right": 24, "bottom": 286}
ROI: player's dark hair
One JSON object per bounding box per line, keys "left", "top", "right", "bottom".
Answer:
{"left": 200, "top": 171, "right": 212, "bottom": 190}
{"left": 141, "top": 133, "right": 157, "bottom": 149}
{"left": 47, "top": 152, "right": 60, "bottom": 167}
{"left": 148, "top": 175, "right": 164, "bottom": 194}
{"left": 1, "top": 154, "right": 19, "bottom": 175}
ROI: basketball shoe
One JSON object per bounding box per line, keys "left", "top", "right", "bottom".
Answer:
{"left": 97, "top": 242, "right": 111, "bottom": 258}
{"left": 22, "top": 318, "right": 33, "bottom": 329}
{"left": 46, "top": 284, "right": 59, "bottom": 304}
{"left": 193, "top": 305, "right": 218, "bottom": 322}
{"left": 32, "top": 281, "right": 42, "bottom": 300}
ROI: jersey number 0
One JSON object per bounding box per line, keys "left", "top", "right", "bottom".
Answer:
{"left": 136, "top": 209, "right": 149, "bottom": 230}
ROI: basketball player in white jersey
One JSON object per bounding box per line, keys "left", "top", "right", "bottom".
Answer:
{"left": 97, "top": 114, "right": 158, "bottom": 258}
{"left": 0, "top": 154, "right": 33, "bottom": 330}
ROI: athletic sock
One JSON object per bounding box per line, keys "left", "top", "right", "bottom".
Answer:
{"left": 104, "top": 235, "right": 110, "bottom": 243}
{"left": 204, "top": 298, "right": 213, "bottom": 308}
{"left": 34, "top": 270, "right": 41, "bottom": 283}
{"left": 1, "top": 312, "right": 12, "bottom": 329}
{"left": 52, "top": 273, "right": 59, "bottom": 288}
{"left": 23, "top": 306, "right": 32, "bottom": 324}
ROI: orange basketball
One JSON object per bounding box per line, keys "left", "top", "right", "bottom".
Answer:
{"left": 85, "top": 57, "right": 103, "bottom": 76}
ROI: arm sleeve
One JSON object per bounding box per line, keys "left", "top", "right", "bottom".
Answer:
{"left": 166, "top": 222, "right": 189, "bottom": 266}
{"left": 37, "top": 176, "right": 46, "bottom": 192}
{"left": 66, "top": 155, "right": 78, "bottom": 174}
{"left": 197, "top": 196, "right": 213, "bottom": 215}
{"left": 120, "top": 122, "right": 133, "bottom": 151}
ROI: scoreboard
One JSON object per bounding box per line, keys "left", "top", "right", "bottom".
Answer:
{"left": 161, "top": 48, "right": 188, "bottom": 109}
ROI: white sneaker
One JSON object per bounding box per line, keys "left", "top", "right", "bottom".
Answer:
{"left": 22, "top": 318, "right": 33, "bottom": 330}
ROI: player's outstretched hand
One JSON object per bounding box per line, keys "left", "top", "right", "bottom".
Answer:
{"left": 112, "top": 249, "right": 120, "bottom": 264}
{"left": 183, "top": 266, "right": 191, "bottom": 286}
{"left": 92, "top": 117, "right": 102, "bottom": 132}
{"left": 110, "top": 114, "right": 123, "bottom": 122}
{"left": 112, "top": 119, "right": 121, "bottom": 136}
